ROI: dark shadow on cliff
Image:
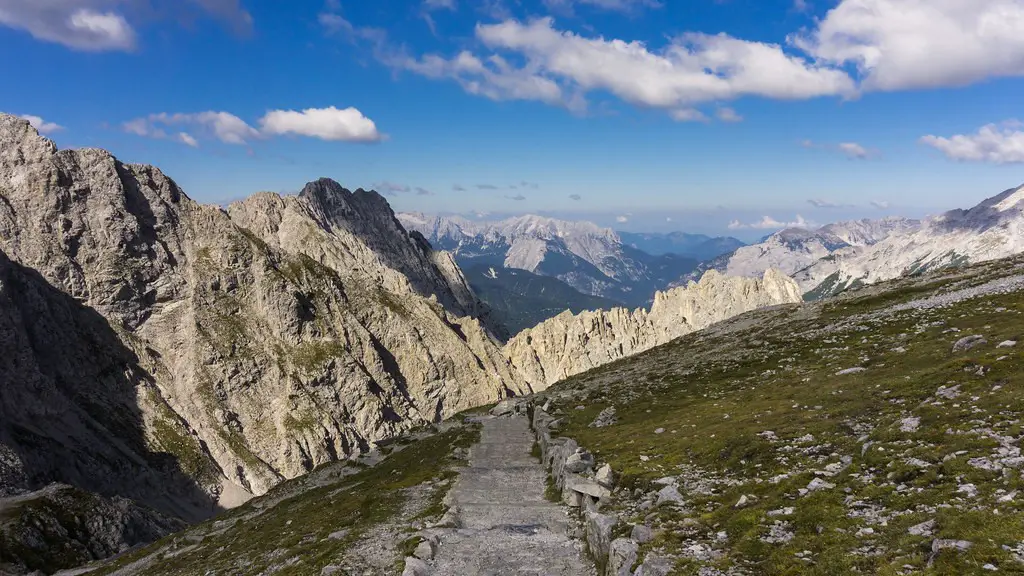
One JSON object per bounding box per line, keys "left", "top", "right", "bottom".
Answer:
{"left": 0, "top": 250, "right": 218, "bottom": 570}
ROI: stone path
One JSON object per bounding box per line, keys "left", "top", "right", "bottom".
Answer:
{"left": 430, "top": 415, "right": 596, "bottom": 576}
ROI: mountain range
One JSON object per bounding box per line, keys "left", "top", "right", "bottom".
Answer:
{"left": 397, "top": 213, "right": 742, "bottom": 310}
{"left": 0, "top": 114, "right": 529, "bottom": 573}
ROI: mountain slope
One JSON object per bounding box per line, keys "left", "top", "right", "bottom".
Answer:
{"left": 0, "top": 114, "right": 526, "bottom": 572}
{"left": 461, "top": 264, "right": 624, "bottom": 337}
{"left": 398, "top": 213, "right": 698, "bottom": 306}
{"left": 533, "top": 251, "right": 1024, "bottom": 575}
{"left": 505, "top": 269, "right": 802, "bottom": 390}
{"left": 687, "top": 217, "right": 921, "bottom": 284}
{"left": 798, "top": 184, "right": 1024, "bottom": 298}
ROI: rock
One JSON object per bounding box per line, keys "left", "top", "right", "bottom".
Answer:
{"left": 998, "top": 340, "right": 1018, "bottom": 348}
{"left": 504, "top": 269, "right": 802, "bottom": 390}
{"left": 402, "top": 556, "right": 431, "bottom": 576}
{"left": 633, "top": 553, "right": 675, "bottom": 576}
{"left": 585, "top": 511, "right": 617, "bottom": 567}
{"left": 836, "top": 367, "right": 867, "bottom": 375}
{"left": 589, "top": 407, "right": 618, "bottom": 428}
{"left": 900, "top": 417, "right": 921, "bottom": 433}
{"left": 490, "top": 399, "right": 522, "bottom": 417}
{"left": 656, "top": 485, "right": 684, "bottom": 506}
{"left": 595, "top": 464, "right": 616, "bottom": 489}
{"left": 930, "top": 539, "right": 973, "bottom": 567}
{"left": 958, "top": 484, "right": 979, "bottom": 498}
{"left": 908, "top": 519, "right": 936, "bottom": 537}
{"left": 609, "top": 538, "right": 639, "bottom": 576}
{"left": 413, "top": 537, "right": 437, "bottom": 561}
{"left": 565, "top": 475, "right": 612, "bottom": 500}
{"left": 321, "top": 566, "right": 343, "bottom": 576}
{"left": 953, "top": 335, "right": 987, "bottom": 353}
{"left": 631, "top": 524, "right": 654, "bottom": 544}
{"left": 0, "top": 114, "right": 529, "bottom": 571}
{"left": 806, "top": 478, "right": 835, "bottom": 493}
{"left": 565, "top": 449, "right": 596, "bottom": 474}
{"left": 654, "top": 428, "right": 665, "bottom": 434}
{"left": 735, "top": 495, "right": 750, "bottom": 508}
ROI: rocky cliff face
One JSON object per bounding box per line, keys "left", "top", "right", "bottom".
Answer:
{"left": 505, "top": 269, "right": 802, "bottom": 389}
{"left": 0, "top": 113, "right": 527, "bottom": 570}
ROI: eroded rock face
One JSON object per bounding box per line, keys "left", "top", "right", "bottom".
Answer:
{"left": 505, "top": 269, "right": 802, "bottom": 389}
{"left": 0, "top": 113, "right": 528, "bottom": 524}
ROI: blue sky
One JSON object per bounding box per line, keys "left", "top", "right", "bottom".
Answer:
{"left": 2, "top": 0, "right": 1024, "bottom": 237}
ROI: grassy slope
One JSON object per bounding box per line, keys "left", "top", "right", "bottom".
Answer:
{"left": 90, "top": 422, "right": 480, "bottom": 576}
{"left": 541, "top": 254, "right": 1024, "bottom": 575}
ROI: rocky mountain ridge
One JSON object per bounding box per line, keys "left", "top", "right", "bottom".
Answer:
{"left": 505, "top": 268, "right": 802, "bottom": 389}
{"left": 688, "top": 217, "right": 921, "bottom": 283}
{"left": 799, "top": 184, "right": 1024, "bottom": 298}
{"left": 0, "top": 114, "right": 527, "bottom": 574}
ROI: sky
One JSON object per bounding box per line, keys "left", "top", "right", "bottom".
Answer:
{"left": 2, "top": 0, "right": 1024, "bottom": 238}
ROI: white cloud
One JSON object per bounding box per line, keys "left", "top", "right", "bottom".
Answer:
{"left": 123, "top": 106, "right": 382, "bottom": 146}
{"left": 472, "top": 18, "right": 855, "bottom": 110}
{"left": 616, "top": 215, "right": 629, "bottom": 223}
{"left": 415, "top": 187, "right": 434, "bottom": 196}
{"left": 807, "top": 198, "right": 842, "bottom": 208}
{"left": 803, "top": 139, "right": 875, "bottom": 159}
{"left": 0, "top": 0, "right": 250, "bottom": 52}
{"left": 716, "top": 107, "right": 743, "bottom": 123}
{"left": 728, "top": 214, "right": 813, "bottom": 230}
{"left": 838, "top": 142, "right": 869, "bottom": 159}
{"left": 259, "top": 106, "right": 384, "bottom": 143}
{"left": 177, "top": 132, "right": 199, "bottom": 147}
{"left": 374, "top": 181, "right": 412, "bottom": 195}
{"left": 20, "top": 114, "right": 64, "bottom": 135}
{"left": 423, "top": 0, "right": 457, "bottom": 10}
{"left": 670, "top": 108, "right": 709, "bottom": 122}
{"left": 920, "top": 122, "right": 1024, "bottom": 164}
{"left": 871, "top": 200, "right": 891, "bottom": 209}
{"left": 543, "top": 0, "right": 662, "bottom": 14}
{"left": 792, "top": 0, "right": 1024, "bottom": 92}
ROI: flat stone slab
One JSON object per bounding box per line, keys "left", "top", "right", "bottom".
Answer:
{"left": 431, "top": 416, "right": 595, "bottom": 576}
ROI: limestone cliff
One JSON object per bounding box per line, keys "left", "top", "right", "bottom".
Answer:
{"left": 505, "top": 269, "right": 802, "bottom": 389}
{"left": 0, "top": 112, "right": 527, "bottom": 544}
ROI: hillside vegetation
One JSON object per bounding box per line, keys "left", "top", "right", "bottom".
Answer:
{"left": 538, "top": 253, "right": 1024, "bottom": 575}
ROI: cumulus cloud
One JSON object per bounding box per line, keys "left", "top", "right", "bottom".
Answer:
{"left": 374, "top": 181, "right": 411, "bottom": 195}
{"left": 728, "top": 214, "right": 814, "bottom": 230}
{"left": 616, "top": 215, "right": 629, "bottom": 223}
{"left": 920, "top": 122, "right": 1024, "bottom": 164}
{"left": 123, "top": 106, "right": 382, "bottom": 146}
{"left": 259, "top": 106, "right": 384, "bottom": 142}
{"left": 871, "top": 200, "right": 891, "bottom": 209}
{"left": 20, "top": 114, "right": 64, "bottom": 135}
{"left": 802, "top": 139, "right": 875, "bottom": 159}
{"left": 177, "top": 132, "right": 199, "bottom": 147}
{"left": 0, "top": 0, "right": 251, "bottom": 52}
{"left": 716, "top": 107, "right": 743, "bottom": 123}
{"left": 837, "top": 142, "right": 870, "bottom": 159}
{"left": 386, "top": 17, "right": 853, "bottom": 118}
{"left": 670, "top": 108, "right": 709, "bottom": 123}
{"left": 542, "top": 0, "right": 662, "bottom": 15}
{"left": 569, "top": 194, "right": 582, "bottom": 200}
{"left": 791, "top": 0, "right": 1024, "bottom": 92}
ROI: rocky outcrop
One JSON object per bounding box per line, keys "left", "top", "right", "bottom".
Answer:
{"left": 0, "top": 113, "right": 528, "bottom": 570}
{"left": 505, "top": 269, "right": 802, "bottom": 389}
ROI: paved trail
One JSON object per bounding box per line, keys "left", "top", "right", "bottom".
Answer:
{"left": 430, "top": 415, "right": 595, "bottom": 576}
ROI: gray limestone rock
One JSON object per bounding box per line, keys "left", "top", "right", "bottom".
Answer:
{"left": 608, "top": 538, "right": 639, "bottom": 576}
{"left": 504, "top": 269, "right": 802, "bottom": 390}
